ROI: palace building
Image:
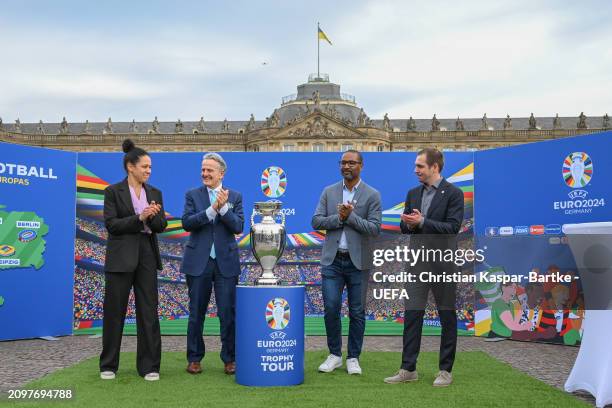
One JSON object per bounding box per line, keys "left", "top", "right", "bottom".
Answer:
{"left": 1, "top": 74, "right": 609, "bottom": 153}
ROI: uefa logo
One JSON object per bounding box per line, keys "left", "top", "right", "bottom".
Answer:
{"left": 266, "top": 297, "right": 290, "bottom": 330}
{"left": 562, "top": 152, "right": 592, "bottom": 188}
{"left": 261, "top": 166, "right": 287, "bottom": 198}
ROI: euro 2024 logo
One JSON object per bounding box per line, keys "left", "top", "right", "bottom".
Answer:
{"left": 266, "top": 297, "right": 290, "bottom": 331}
{"left": 261, "top": 166, "right": 287, "bottom": 198}
{"left": 555, "top": 152, "right": 605, "bottom": 214}
{"left": 563, "top": 152, "right": 592, "bottom": 192}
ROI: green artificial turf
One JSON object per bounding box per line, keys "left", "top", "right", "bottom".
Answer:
{"left": 73, "top": 317, "right": 473, "bottom": 336}
{"left": 3, "top": 351, "right": 587, "bottom": 408}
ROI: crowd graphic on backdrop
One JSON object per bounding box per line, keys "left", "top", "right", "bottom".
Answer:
{"left": 74, "top": 217, "right": 583, "bottom": 343}
{"left": 73, "top": 217, "right": 477, "bottom": 326}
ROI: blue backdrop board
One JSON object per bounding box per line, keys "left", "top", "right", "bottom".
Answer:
{"left": 75, "top": 152, "right": 474, "bottom": 236}
{"left": 472, "top": 131, "right": 612, "bottom": 343}
{"left": 0, "top": 142, "right": 77, "bottom": 341}
{"left": 74, "top": 152, "right": 475, "bottom": 331}
{"left": 235, "top": 286, "right": 305, "bottom": 386}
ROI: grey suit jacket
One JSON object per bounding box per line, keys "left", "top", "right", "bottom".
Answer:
{"left": 311, "top": 180, "right": 382, "bottom": 270}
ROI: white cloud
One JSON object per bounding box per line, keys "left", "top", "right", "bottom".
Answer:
{"left": 0, "top": 1, "right": 610, "bottom": 122}
{"left": 0, "top": 22, "right": 273, "bottom": 120}
{"left": 323, "top": 0, "right": 612, "bottom": 118}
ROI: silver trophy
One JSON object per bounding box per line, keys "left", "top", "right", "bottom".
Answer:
{"left": 250, "top": 201, "right": 286, "bottom": 285}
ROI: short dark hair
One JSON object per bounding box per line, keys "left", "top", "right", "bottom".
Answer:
{"left": 342, "top": 149, "right": 363, "bottom": 163}
{"left": 122, "top": 139, "right": 149, "bottom": 172}
{"left": 417, "top": 147, "right": 444, "bottom": 172}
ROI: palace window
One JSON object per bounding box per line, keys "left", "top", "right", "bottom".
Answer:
{"left": 312, "top": 143, "right": 325, "bottom": 152}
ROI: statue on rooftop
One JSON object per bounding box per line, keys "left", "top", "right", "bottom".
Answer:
{"left": 246, "top": 114, "right": 255, "bottom": 132}
{"left": 577, "top": 112, "right": 587, "bottom": 129}
{"left": 268, "top": 110, "right": 280, "bottom": 127}
{"left": 431, "top": 114, "right": 440, "bottom": 131}
{"left": 406, "top": 116, "right": 416, "bottom": 131}
{"left": 37, "top": 120, "right": 45, "bottom": 135}
{"left": 528, "top": 113, "right": 537, "bottom": 130}
{"left": 152, "top": 116, "right": 160, "bottom": 133}
{"left": 357, "top": 108, "right": 367, "bottom": 127}
{"left": 503, "top": 114, "right": 512, "bottom": 130}
{"left": 197, "top": 116, "right": 206, "bottom": 132}
{"left": 481, "top": 113, "right": 488, "bottom": 130}
{"left": 455, "top": 117, "right": 464, "bottom": 131}
{"left": 382, "top": 113, "right": 391, "bottom": 131}
{"left": 104, "top": 117, "right": 113, "bottom": 134}
{"left": 553, "top": 114, "right": 562, "bottom": 129}
{"left": 60, "top": 116, "right": 69, "bottom": 134}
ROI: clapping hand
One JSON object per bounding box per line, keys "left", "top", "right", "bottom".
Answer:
{"left": 400, "top": 209, "right": 423, "bottom": 228}
{"left": 337, "top": 201, "right": 354, "bottom": 222}
{"left": 214, "top": 189, "right": 229, "bottom": 212}
{"left": 139, "top": 201, "right": 162, "bottom": 222}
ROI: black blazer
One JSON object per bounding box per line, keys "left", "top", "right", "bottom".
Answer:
{"left": 400, "top": 178, "right": 464, "bottom": 236}
{"left": 103, "top": 179, "right": 167, "bottom": 273}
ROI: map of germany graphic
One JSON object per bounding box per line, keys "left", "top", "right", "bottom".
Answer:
{"left": 0, "top": 205, "right": 49, "bottom": 270}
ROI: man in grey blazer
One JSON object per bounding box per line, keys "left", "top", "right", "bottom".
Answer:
{"left": 312, "top": 150, "right": 382, "bottom": 375}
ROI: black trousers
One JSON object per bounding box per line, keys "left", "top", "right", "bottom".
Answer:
{"left": 401, "top": 269, "right": 457, "bottom": 372}
{"left": 99, "top": 234, "right": 161, "bottom": 376}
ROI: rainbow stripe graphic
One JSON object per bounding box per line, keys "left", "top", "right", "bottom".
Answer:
{"left": 237, "top": 231, "right": 326, "bottom": 248}
{"left": 76, "top": 165, "right": 188, "bottom": 239}
{"left": 381, "top": 162, "right": 474, "bottom": 232}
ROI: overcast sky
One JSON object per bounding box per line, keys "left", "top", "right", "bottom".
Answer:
{"left": 1, "top": 0, "right": 610, "bottom": 123}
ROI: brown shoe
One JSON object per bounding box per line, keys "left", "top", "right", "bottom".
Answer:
{"left": 224, "top": 361, "right": 236, "bottom": 375}
{"left": 186, "top": 361, "right": 202, "bottom": 374}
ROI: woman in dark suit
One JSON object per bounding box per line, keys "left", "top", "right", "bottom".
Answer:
{"left": 99, "top": 139, "right": 167, "bottom": 381}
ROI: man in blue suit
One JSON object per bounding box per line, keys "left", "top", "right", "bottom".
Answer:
{"left": 180, "top": 153, "right": 244, "bottom": 375}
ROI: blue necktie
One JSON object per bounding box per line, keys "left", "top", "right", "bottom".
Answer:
{"left": 210, "top": 189, "right": 217, "bottom": 259}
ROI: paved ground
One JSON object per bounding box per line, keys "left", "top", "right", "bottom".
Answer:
{"left": 0, "top": 335, "right": 600, "bottom": 406}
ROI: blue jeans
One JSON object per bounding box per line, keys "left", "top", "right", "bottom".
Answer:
{"left": 321, "top": 253, "right": 366, "bottom": 359}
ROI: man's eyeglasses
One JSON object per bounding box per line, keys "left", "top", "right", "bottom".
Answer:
{"left": 339, "top": 160, "right": 362, "bottom": 167}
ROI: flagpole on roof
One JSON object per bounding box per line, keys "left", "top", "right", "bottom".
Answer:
{"left": 317, "top": 22, "right": 320, "bottom": 79}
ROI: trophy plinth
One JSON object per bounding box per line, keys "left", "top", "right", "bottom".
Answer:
{"left": 250, "top": 201, "right": 286, "bottom": 286}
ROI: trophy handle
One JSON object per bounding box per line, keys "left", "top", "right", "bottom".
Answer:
{"left": 250, "top": 209, "right": 257, "bottom": 227}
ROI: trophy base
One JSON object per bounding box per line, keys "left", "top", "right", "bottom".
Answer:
{"left": 256, "top": 277, "right": 280, "bottom": 286}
